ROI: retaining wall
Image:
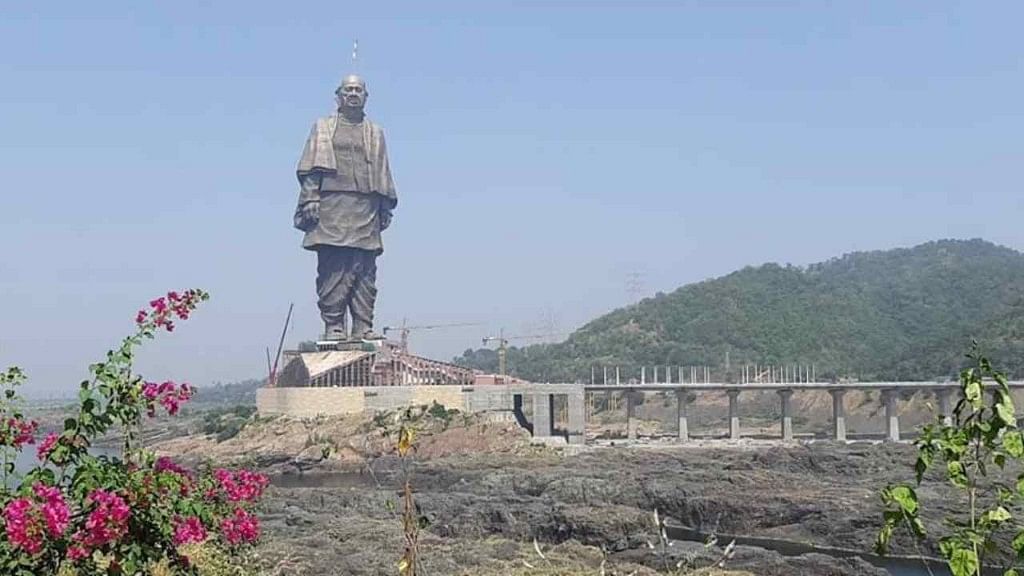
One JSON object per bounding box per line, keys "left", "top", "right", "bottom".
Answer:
{"left": 256, "top": 385, "right": 514, "bottom": 418}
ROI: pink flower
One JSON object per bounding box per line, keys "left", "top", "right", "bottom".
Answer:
{"left": 140, "top": 380, "right": 194, "bottom": 418}
{"left": 72, "top": 489, "right": 130, "bottom": 549}
{"left": 33, "top": 484, "right": 69, "bottom": 537}
{"left": 154, "top": 456, "right": 189, "bottom": 476}
{"left": 2, "top": 417, "right": 39, "bottom": 449}
{"left": 4, "top": 498, "right": 43, "bottom": 554}
{"left": 214, "top": 469, "right": 269, "bottom": 503}
{"left": 137, "top": 289, "right": 205, "bottom": 332}
{"left": 3, "top": 483, "right": 70, "bottom": 555}
{"left": 160, "top": 394, "right": 181, "bottom": 415}
{"left": 220, "top": 508, "right": 259, "bottom": 545}
{"left": 66, "top": 544, "right": 89, "bottom": 562}
{"left": 142, "top": 382, "right": 160, "bottom": 400}
{"left": 173, "top": 516, "right": 207, "bottom": 546}
{"left": 36, "top": 432, "right": 58, "bottom": 461}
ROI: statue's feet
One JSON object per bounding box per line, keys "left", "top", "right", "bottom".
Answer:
{"left": 323, "top": 324, "right": 348, "bottom": 341}
{"left": 351, "top": 326, "right": 382, "bottom": 340}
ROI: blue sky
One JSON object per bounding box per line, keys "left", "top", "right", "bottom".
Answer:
{"left": 1, "top": 1, "right": 1022, "bottom": 396}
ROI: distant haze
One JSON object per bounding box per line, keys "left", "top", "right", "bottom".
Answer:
{"left": 1, "top": 3, "right": 1022, "bottom": 396}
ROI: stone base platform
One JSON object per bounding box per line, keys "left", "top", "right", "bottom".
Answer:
{"left": 257, "top": 384, "right": 515, "bottom": 419}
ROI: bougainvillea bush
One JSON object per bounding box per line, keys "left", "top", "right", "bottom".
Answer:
{"left": 0, "top": 290, "right": 268, "bottom": 575}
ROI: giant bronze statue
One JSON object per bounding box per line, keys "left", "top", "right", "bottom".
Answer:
{"left": 294, "top": 74, "right": 397, "bottom": 341}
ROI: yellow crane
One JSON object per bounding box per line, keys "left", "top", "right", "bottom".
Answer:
{"left": 481, "top": 330, "right": 565, "bottom": 383}
{"left": 382, "top": 319, "right": 481, "bottom": 354}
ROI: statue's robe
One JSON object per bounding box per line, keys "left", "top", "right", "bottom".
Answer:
{"left": 294, "top": 115, "right": 397, "bottom": 253}
{"left": 294, "top": 114, "right": 397, "bottom": 337}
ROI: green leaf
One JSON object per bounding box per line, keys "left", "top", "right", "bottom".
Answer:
{"left": 1004, "top": 569, "right": 1019, "bottom": 576}
{"left": 875, "top": 522, "right": 894, "bottom": 555}
{"left": 1006, "top": 430, "right": 1024, "bottom": 457}
{"left": 998, "top": 486, "right": 1015, "bottom": 503}
{"left": 947, "top": 461, "right": 969, "bottom": 488}
{"left": 965, "top": 379, "right": 982, "bottom": 406}
{"left": 910, "top": 517, "right": 927, "bottom": 538}
{"left": 985, "top": 506, "right": 1012, "bottom": 524}
{"left": 995, "top": 452, "right": 1007, "bottom": 468}
{"left": 998, "top": 393, "right": 1018, "bottom": 426}
{"left": 947, "top": 547, "right": 979, "bottom": 576}
{"left": 915, "top": 454, "right": 931, "bottom": 483}
{"left": 885, "top": 485, "right": 919, "bottom": 515}
{"left": 1013, "top": 530, "right": 1024, "bottom": 557}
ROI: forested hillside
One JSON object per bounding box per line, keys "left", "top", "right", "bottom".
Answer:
{"left": 454, "top": 239, "right": 1024, "bottom": 382}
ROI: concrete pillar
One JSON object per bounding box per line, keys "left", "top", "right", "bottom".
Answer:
{"left": 567, "top": 391, "right": 586, "bottom": 445}
{"left": 936, "top": 388, "right": 953, "bottom": 426}
{"left": 626, "top": 391, "right": 639, "bottom": 440}
{"left": 676, "top": 389, "right": 690, "bottom": 442}
{"left": 727, "top": 389, "right": 741, "bottom": 440}
{"left": 883, "top": 390, "right": 900, "bottom": 442}
{"left": 533, "top": 393, "right": 553, "bottom": 438}
{"left": 777, "top": 389, "right": 793, "bottom": 441}
{"left": 830, "top": 389, "right": 847, "bottom": 442}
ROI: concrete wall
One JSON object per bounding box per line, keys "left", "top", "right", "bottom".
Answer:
{"left": 256, "top": 387, "right": 365, "bottom": 418}
{"left": 257, "top": 385, "right": 514, "bottom": 418}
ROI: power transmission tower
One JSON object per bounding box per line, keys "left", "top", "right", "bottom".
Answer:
{"left": 625, "top": 270, "right": 646, "bottom": 302}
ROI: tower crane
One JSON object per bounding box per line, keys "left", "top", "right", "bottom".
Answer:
{"left": 481, "top": 330, "right": 566, "bottom": 382}
{"left": 382, "top": 319, "right": 481, "bottom": 353}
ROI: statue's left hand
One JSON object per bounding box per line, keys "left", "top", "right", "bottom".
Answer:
{"left": 380, "top": 209, "right": 393, "bottom": 231}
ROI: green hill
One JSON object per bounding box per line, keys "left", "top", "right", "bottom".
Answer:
{"left": 454, "top": 239, "right": 1024, "bottom": 382}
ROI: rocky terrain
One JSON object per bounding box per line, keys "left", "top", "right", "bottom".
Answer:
{"left": 145, "top": 403, "right": 1001, "bottom": 576}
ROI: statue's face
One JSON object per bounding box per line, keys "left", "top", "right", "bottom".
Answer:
{"left": 336, "top": 81, "right": 368, "bottom": 111}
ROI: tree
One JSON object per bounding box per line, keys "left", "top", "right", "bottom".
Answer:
{"left": 878, "top": 347, "right": 1024, "bottom": 576}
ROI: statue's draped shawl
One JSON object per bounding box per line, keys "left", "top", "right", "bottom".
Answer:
{"left": 296, "top": 115, "right": 397, "bottom": 206}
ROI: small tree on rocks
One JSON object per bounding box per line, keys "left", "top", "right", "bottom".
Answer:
{"left": 878, "top": 347, "right": 1024, "bottom": 576}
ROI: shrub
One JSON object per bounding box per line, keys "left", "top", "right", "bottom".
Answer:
{"left": 0, "top": 290, "right": 268, "bottom": 575}
{"left": 877, "top": 348, "right": 1024, "bottom": 576}
{"left": 427, "top": 401, "right": 459, "bottom": 425}
{"left": 201, "top": 405, "right": 257, "bottom": 442}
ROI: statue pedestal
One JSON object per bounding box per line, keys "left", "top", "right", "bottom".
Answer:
{"left": 315, "top": 337, "right": 386, "bottom": 353}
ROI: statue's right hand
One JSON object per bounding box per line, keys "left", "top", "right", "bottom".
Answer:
{"left": 299, "top": 201, "right": 319, "bottom": 226}
{"left": 298, "top": 201, "right": 319, "bottom": 231}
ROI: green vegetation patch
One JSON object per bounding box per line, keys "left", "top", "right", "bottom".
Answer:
{"left": 456, "top": 239, "right": 1024, "bottom": 382}
{"left": 201, "top": 404, "right": 257, "bottom": 442}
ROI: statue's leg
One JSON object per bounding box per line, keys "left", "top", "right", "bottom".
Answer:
{"left": 348, "top": 250, "right": 379, "bottom": 338}
{"left": 316, "top": 246, "right": 358, "bottom": 339}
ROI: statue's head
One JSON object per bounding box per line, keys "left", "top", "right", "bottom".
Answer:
{"left": 336, "top": 74, "right": 368, "bottom": 112}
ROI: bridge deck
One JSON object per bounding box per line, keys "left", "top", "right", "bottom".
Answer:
{"left": 580, "top": 381, "right": 1024, "bottom": 392}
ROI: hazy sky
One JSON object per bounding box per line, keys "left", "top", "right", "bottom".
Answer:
{"left": 1, "top": 2, "right": 1022, "bottom": 396}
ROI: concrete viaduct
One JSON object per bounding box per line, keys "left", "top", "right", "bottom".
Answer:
{"left": 513, "top": 381, "right": 1022, "bottom": 445}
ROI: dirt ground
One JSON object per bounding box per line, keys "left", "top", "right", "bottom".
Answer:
{"left": 152, "top": 405, "right": 978, "bottom": 575}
